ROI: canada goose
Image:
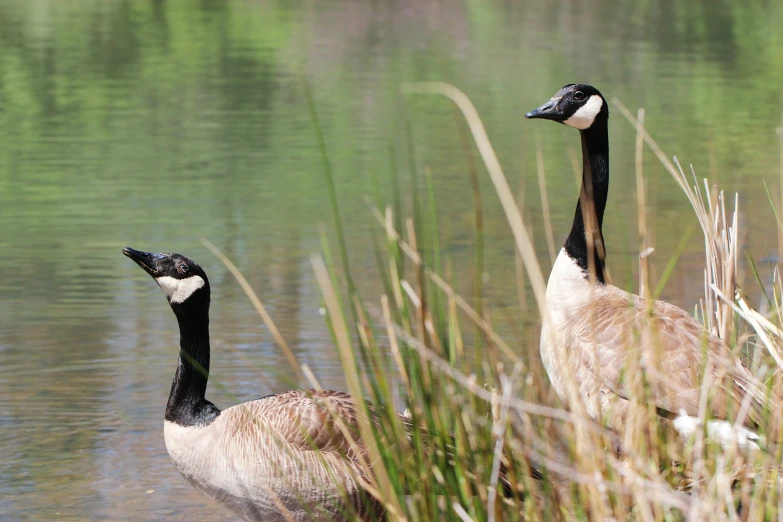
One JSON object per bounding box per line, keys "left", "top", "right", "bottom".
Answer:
{"left": 123, "top": 247, "right": 389, "bottom": 521}
{"left": 525, "top": 85, "right": 773, "bottom": 447}
{"left": 123, "top": 247, "right": 534, "bottom": 520}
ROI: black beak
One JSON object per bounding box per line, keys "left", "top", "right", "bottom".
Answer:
{"left": 525, "top": 99, "right": 563, "bottom": 121}
{"left": 122, "top": 247, "right": 168, "bottom": 276}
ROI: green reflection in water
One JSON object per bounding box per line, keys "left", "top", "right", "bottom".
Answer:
{"left": 1, "top": 0, "right": 782, "bottom": 518}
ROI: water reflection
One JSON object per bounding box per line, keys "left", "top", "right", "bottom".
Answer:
{"left": 2, "top": 0, "right": 782, "bottom": 518}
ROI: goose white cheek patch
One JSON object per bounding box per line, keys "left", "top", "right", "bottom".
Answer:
{"left": 156, "top": 275, "right": 206, "bottom": 303}
{"left": 564, "top": 95, "right": 603, "bottom": 130}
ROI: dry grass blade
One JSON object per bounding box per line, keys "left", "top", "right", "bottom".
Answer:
{"left": 310, "top": 254, "right": 407, "bottom": 521}
{"left": 487, "top": 373, "right": 516, "bottom": 522}
{"left": 778, "top": 112, "right": 783, "bottom": 260}
{"left": 612, "top": 101, "right": 740, "bottom": 341}
{"left": 634, "top": 108, "right": 652, "bottom": 300}
{"left": 713, "top": 286, "right": 783, "bottom": 372}
{"left": 298, "top": 364, "right": 390, "bottom": 514}
{"left": 401, "top": 81, "right": 547, "bottom": 313}
{"left": 388, "top": 322, "right": 606, "bottom": 436}
{"left": 452, "top": 502, "right": 476, "bottom": 522}
{"left": 612, "top": 99, "right": 687, "bottom": 192}
{"left": 200, "top": 237, "right": 304, "bottom": 383}
{"left": 367, "top": 199, "right": 524, "bottom": 365}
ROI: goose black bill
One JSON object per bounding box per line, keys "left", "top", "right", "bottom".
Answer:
{"left": 123, "top": 247, "right": 168, "bottom": 276}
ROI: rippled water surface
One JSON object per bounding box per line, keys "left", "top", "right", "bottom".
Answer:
{"left": 3, "top": 0, "right": 783, "bottom": 519}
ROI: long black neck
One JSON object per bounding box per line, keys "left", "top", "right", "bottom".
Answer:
{"left": 166, "top": 297, "right": 220, "bottom": 426}
{"left": 564, "top": 118, "right": 609, "bottom": 283}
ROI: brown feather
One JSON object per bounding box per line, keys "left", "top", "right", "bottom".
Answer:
{"left": 165, "top": 389, "right": 392, "bottom": 521}
{"left": 541, "top": 252, "right": 777, "bottom": 438}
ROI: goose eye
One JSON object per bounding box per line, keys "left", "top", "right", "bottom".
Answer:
{"left": 177, "top": 264, "right": 189, "bottom": 274}
{"left": 573, "top": 91, "right": 585, "bottom": 101}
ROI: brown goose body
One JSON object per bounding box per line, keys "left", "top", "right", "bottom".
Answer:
{"left": 164, "top": 390, "right": 384, "bottom": 522}
{"left": 526, "top": 85, "right": 771, "bottom": 441}
{"left": 541, "top": 250, "right": 764, "bottom": 434}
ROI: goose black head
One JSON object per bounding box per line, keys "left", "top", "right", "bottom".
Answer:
{"left": 123, "top": 247, "right": 210, "bottom": 309}
{"left": 525, "top": 84, "right": 607, "bottom": 130}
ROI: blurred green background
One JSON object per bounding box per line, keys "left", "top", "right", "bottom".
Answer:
{"left": 2, "top": 0, "right": 783, "bottom": 519}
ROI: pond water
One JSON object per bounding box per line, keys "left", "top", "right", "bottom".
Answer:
{"left": 2, "top": 0, "right": 783, "bottom": 519}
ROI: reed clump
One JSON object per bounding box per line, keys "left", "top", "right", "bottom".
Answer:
{"left": 208, "top": 82, "right": 783, "bottom": 521}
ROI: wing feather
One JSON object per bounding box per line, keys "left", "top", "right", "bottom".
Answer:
{"left": 570, "top": 287, "right": 773, "bottom": 429}
{"left": 224, "top": 390, "right": 375, "bottom": 457}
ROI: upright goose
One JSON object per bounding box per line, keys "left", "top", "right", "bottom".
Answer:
{"left": 123, "top": 247, "right": 390, "bottom": 521}
{"left": 525, "top": 85, "right": 772, "bottom": 445}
